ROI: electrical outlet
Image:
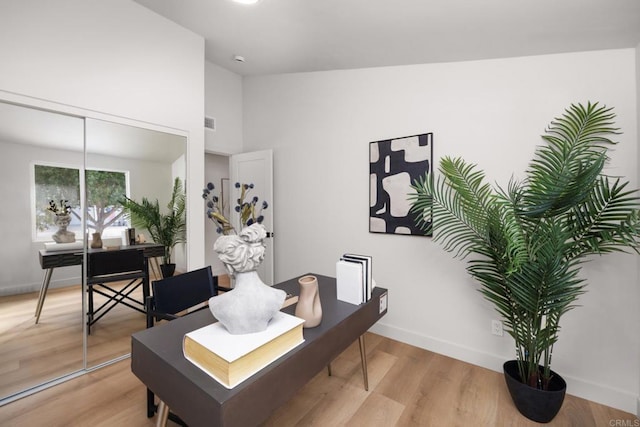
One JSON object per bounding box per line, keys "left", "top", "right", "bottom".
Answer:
{"left": 491, "top": 320, "right": 503, "bottom": 336}
{"left": 379, "top": 292, "right": 388, "bottom": 314}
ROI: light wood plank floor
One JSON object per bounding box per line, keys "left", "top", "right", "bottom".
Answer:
{"left": 0, "top": 331, "right": 637, "bottom": 426}
{"left": 0, "top": 281, "right": 152, "bottom": 398}
{"left": 0, "top": 271, "right": 227, "bottom": 398}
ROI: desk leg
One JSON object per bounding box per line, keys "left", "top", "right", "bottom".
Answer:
{"left": 327, "top": 336, "right": 367, "bottom": 390}
{"left": 358, "top": 334, "right": 369, "bottom": 391}
{"left": 143, "top": 258, "right": 150, "bottom": 308}
{"left": 156, "top": 400, "right": 169, "bottom": 427}
{"left": 34, "top": 268, "right": 54, "bottom": 324}
{"left": 149, "top": 257, "right": 161, "bottom": 280}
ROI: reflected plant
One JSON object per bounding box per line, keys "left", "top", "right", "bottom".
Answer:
{"left": 47, "top": 199, "right": 72, "bottom": 216}
{"left": 202, "top": 182, "right": 268, "bottom": 235}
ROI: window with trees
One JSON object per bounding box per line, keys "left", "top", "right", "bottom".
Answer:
{"left": 33, "top": 164, "right": 129, "bottom": 242}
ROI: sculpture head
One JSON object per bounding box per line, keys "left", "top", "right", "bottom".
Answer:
{"left": 54, "top": 214, "right": 71, "bottom": 229}
{"left": 214, "top": 223, "right": 267, "bottom": 275}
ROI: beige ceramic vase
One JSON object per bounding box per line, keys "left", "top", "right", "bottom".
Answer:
{"left": 90, "top": 232, "right": 103, "bottom": 249}
{"left": 295, "top": 275, "right": 322, "bottom": 328}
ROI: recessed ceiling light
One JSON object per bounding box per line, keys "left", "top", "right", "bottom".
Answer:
{"left": 232, "top": 0, "right": 260, "bottom": 5}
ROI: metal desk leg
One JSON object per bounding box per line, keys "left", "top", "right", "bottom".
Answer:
{"left": 156, "top": 400, "right": 169, "bottom": 427}
{"left": 149, "top": 257, "right": 161, "bottom": 280}
{"left": 326, "top": 335, "right": 368, "bottom": 390}
{"left": 358, "top": 334, "right": 369, "bottom": 391}
{"left": 34, "top": 268, "right": 54, "bottom": 324}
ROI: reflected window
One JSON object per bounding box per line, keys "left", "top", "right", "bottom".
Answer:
{"left": 33, "top": 163, "right": 130, "bottom": 241}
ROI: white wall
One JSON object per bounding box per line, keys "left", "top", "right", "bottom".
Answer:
{"left": 204, "top": 153, "right": 230, "bottom": 276}
{"left": 243, "top": 49, "right": 639, "bottom": 413}
{"left": 0, "top": 0, "right": 205, "bottom": 269}
{"left": 205, "top": 61, "right": 243, "bottom": 155}
{"left": 203, "top": 61, "right": 243, "bottom": 274}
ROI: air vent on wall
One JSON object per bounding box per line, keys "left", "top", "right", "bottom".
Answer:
{"left": 204, "top": 116, "right": 216, "bottom": 131}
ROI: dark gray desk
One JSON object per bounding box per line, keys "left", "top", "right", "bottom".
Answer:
{"left": 131, "top": 274, "right": 388, "bottom": 427}
{"left": 35, "top": 243, "right": 164, "bottom": 323}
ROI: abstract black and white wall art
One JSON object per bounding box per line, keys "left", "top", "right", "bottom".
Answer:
{"left": 369, "top": 133, "right": 433, "bottom": 236}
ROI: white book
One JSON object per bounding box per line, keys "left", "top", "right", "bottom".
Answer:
{"left": 183, "top": 311, "right": 305, "bottom": 388}
{"left": 336, "top": 259, "right": 364, "bottom": 305}
{"left": 342, "top": 253, "right": 373, "bottom": 300}
{"left": 43, "top": 241, "right": 83, "bottom": 252}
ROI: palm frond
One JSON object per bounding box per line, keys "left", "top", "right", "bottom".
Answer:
{"left": 566, "top": 176, "right": 640, "bottom": 257}
{"left": 410, "top": 157, "right": 495, "bottom": 258}
{"left": 524, "top": 102, "right": 619, "bottom": 217}
{"left": 120, "top": 177, "right": 186, "bottom": 264}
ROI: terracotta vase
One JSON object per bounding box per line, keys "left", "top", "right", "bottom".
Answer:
{"left": 90, "top": 232, "right": 103, "bottom": 249}
{"left": 295, "top": 275, "right": 322, "bottom": 328}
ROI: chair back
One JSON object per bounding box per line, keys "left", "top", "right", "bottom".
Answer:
{"left": 145, "top": 266, "right": 218, "bottom": 420}
{"left": 151, "top": 266, "right": 218, "bottom": 316}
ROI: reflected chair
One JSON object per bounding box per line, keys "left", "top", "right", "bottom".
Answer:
{"left": 145, "top": 266, "right": 219, "bottom": 426}
{"left": 86, "top": 248, "right": 149, "bottom": 334}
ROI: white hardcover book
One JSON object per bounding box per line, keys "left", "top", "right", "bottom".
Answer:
{"left": 343, "top": 253, "right": 373, "bottom": 300}
{"left": 336, "top": 259, "right": 364, "bottom": 305}
{"left": 43, "top": 241, "right": 83, "bottom": 252}
{"left": 340, "top": 256, "right": 366, "bottom": 302}
{"left": 183, "top": 311, "right": 305, "bottom": 388}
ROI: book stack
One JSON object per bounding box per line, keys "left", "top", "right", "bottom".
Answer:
{"left": 336, "top": 253, "right": 374, "bottom": 305}
{"left": 183, "top": 311, "right": 305, "bottom": 388}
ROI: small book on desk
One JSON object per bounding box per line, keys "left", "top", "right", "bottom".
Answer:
{"left": 336, "top": 253, "right": 374, "bottom": 305}
{"left": 183, "top": 311, "right": 305, "bottom": 389}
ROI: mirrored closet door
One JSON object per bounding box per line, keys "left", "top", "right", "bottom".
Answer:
{"left": 84, "top": 118, "right": 186, "bottom": 368}
{"left": 0, "top": 101, "right": 187, "bottom": 401}
{"left": 0, "top": 102, "right": 86, "bottom": 399}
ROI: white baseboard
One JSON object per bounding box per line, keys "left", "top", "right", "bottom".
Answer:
{"left": 0, "top": 277, "right": 81, "bottom": 296}
{"left": 369, "top": 321, "right": 638, "bottom": 415}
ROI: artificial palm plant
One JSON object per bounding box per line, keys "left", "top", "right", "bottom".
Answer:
{"left": 121, "top": 177, "right": 186, "bottom": 267}
{"left": 410, "top": 102, "right": 639, "bottom": 390}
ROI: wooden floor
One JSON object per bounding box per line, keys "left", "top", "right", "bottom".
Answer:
{"left": 0, "top": 330, "right": 637, "bottom": 426}
{"left": 0, "top": 271, "right": 229, "bottom": 399}
{"left": 0, "top": 282, "right": 152, "bottom": 399}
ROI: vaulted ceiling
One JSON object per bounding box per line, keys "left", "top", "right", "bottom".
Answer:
{"left": 135, "top": 0, "right": 640, "bottom": 76}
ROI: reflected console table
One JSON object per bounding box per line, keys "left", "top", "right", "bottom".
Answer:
{"left": 131, "top": 274, "right": 388, "bottom": 427}
{"left": 35, "top": 243, "right": 164, "bottom": 324}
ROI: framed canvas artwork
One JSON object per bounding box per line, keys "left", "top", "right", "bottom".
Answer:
{"left": 369, "top": 133, "right": 433, "bottom": 236}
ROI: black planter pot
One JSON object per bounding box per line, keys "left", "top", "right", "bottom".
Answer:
{"left": 160, "top": 263, "right": 176, "bottom": 278}
{"left": 503, "top": 360, "right": 567, "bottom": 423}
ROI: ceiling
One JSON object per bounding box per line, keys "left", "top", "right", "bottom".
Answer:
{"left": 134, "top": 0, "right": 640, "bottom": 76}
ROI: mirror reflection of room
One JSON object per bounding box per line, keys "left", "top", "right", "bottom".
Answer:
{"left": 84, "top": 118, "right": 186, "bottom": 367}
{"left": 0, "top": 101, "right": 186, "bottom": 400}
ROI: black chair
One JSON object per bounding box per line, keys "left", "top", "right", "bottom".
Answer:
{"left": 145, "top": 266, "right": 219, "bottom": 425}
{"left": 86, "top": 248, "right": 149, "bottom": 334}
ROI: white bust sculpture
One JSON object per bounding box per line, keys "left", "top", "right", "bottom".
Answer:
{"left": 52, "top": 214, "right": 76, "bottom": 243}
{"left": 209, "top": 223, "right": 286, "bottom": 334}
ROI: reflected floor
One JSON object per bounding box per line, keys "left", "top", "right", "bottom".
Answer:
{"left": 0, "top": 283, "right": 147, "bottom": 399}
{"left": 0, "top": 272, "right": 231, "bottom": 400}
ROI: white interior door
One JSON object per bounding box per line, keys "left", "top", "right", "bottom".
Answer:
{"left": 230, "top": 149, "right": 274, "bottom": 285}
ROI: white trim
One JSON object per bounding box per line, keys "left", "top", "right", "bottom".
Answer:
{"left": 0, "top": 90, "right": 189, "bottom": 139}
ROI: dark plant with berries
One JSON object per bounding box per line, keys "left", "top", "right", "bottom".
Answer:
{"left": 47, "top": 199, "right": 72, "bottom": 216}
{"left": 202, "top": 182, "right": 269, "bottom": 235}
